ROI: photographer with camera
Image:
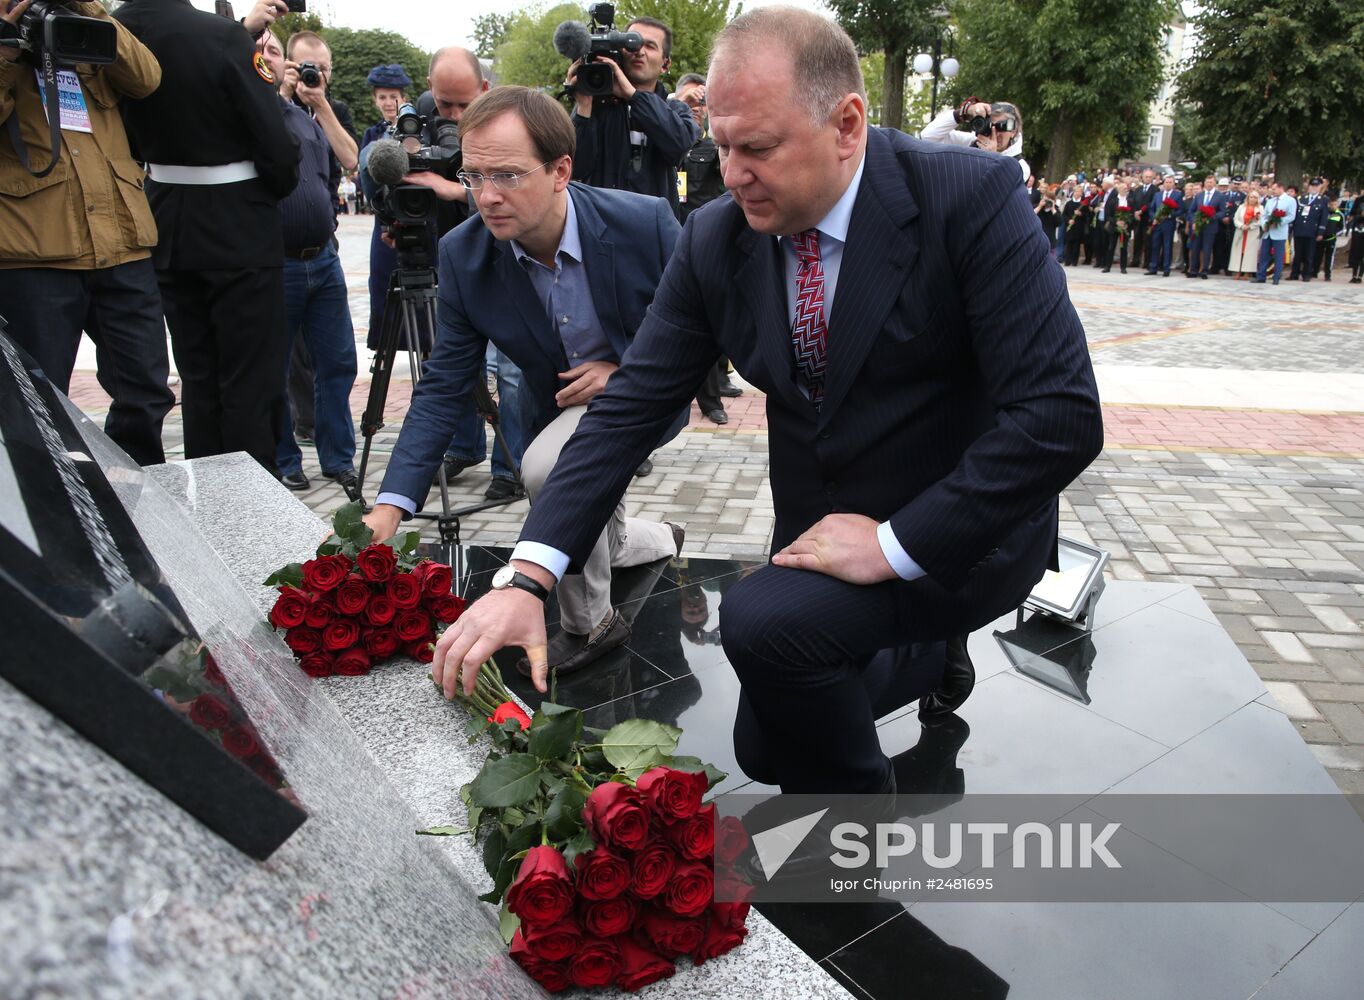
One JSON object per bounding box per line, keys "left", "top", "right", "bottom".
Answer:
{"left": 920, "top": 98, "right": 1030, "bottom": 182}
{"left": 114, "top": 0, "right": 299, "bottom": 475}
{"left": 0, "top": 0, "right": 174, "bottom": 467}
{"left": 257, "top": 30, "right": 356, "bottom": 493}
{"left": 278, "top": 31, "right": 356, "bottom": 171}
{"left": 558, "top": 5, "right": 698, "bottom": 219}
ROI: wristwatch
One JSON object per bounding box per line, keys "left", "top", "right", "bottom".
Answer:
{"left": 490, "top": 565, "right": 550, "bottom": 602}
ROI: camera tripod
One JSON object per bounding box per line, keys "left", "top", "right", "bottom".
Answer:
{"left": 353, "top": 251, "right": 526, "bottom": 577}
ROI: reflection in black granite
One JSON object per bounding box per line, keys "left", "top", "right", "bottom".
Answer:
{"left": 0, "top": 332, "right": 304, "bottom": 858}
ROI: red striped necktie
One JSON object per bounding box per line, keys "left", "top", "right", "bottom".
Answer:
{"left": 790, "top": 228, "right": 828, "bottom": 406}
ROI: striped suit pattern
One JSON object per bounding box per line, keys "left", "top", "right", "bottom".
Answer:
{"left": 520, "top": 126, "right": 1104, "bottom": 792}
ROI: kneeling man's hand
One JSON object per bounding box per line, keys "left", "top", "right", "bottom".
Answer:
{"left": 772, "top": 513, "right": 898, "bottom": 585}
{"left": 432, "top": 564, "right": 552, "bottom": 697}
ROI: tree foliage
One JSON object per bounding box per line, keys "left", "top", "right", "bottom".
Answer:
{"left": 472, "top": 12, "right": 516, "bottom": 59}
{"left": 1175, "top": 0, "right": 1364, "bottom": 185}
{"left": 318, "top": 27, "right": 431, "bottom": 134}
{"left": 827, "top": 0, "right": 938, "bottom": 131}
{"left": 493, "top": 3, "right": 584, "bottom": 93}
{"left": 945, "top": 0, "right": 1176, "bottom": 179}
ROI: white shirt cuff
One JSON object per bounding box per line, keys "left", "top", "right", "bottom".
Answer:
{"left": 510, "top": 541, "right": 571, "bottom": 583}
{"left": 375, "top": 492, "right": 417, "bottom": 517}
{"left": 877, "top": 521, "right": 927, "bottom": 582}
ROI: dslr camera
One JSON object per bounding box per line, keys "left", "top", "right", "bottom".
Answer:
{"left": 554, "top": 2, "right": 643, "bottom": 99}
{"left": 0, "top": 0, "right": 116, "bottom": 67}
{"left": 296, "top": 60, "right": 323, "bottom": 88}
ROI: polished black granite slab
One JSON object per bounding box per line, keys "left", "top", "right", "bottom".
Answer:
{"left": 463, "top": 546, "right": 1364, "bottom": 1000}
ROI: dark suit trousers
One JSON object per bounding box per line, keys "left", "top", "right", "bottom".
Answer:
{"left": 1190, "top": 224, "right": 1220, "bottom": 276}
{"left": 1291, "top": 236, "right": 1317, "bottom": 278}
{"left": 0, "top": 259, "right": 174, "bottom": 466}
{"left": 694, "top": 357, "right": 729, "bottom": 414}
{"left": 1131, "top": 216, "right": 1149, "bottom": 269}
{"left": 1100, "top": 230, "right": 1128, "bottom": 271}
{"left": 157, "top": 266, "right": 287, "bottom": 474}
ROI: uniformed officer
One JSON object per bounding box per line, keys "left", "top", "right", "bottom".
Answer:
{"left": 114, "top": 0, "right": 299, "bottom": 474}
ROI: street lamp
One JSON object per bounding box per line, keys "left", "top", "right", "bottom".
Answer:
{"left": 913, "top": 31, "right": 958, "bottom": 116}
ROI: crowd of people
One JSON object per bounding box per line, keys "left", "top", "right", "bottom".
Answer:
{"left": 1030, "top": 169, "right": 1363, "bottom": 284}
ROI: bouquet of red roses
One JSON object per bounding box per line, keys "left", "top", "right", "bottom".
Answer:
{"left": 1154, "top": 196, "right": 1179, "bottom": 227}
{"left": 1193, "top": 202, "right": 1218, "bottom": 236}
{"left": 1265, "top": 207, "right": 1288, "bottom": 233}
{"left": 423, "top": 678, "right": 752, "bottom": 993}
{"left": 1115, "top": 204, "right": 1133, "bottom": 242}
{"left": 263, "top": 501, "right": 464, "bottom": 678}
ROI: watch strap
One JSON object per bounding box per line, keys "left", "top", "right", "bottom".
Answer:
{"left": 500, "top": 570, "right": 550, "bottom": 602}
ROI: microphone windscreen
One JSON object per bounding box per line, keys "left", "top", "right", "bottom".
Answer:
{"left": 365, "top": 138, "right": 410, "bottom": 188}
{"left": 553, "top": 20, "right": 592, "bottom": 62}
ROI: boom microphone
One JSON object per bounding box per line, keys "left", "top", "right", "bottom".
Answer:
{"left": 365, "top": 138, "right": 411, "bottom": 188}
{"left": 553, "top": 20, "right": 592, "bottom": 62}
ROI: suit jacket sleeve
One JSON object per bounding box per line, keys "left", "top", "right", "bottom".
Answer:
{"left": 627, "top": 89, "right": 699, "bottom": 166}
{"left": 887, "top": 155, "right": 1103, "bottom": 589}
{"left": 518, "top": 211, "right": 720, "bottom": 570}
{"left": 220, "top": 29, "right": 298, "bottom": 198}
{"left": 377, "top": 235, "right": 490, "bottom": 508}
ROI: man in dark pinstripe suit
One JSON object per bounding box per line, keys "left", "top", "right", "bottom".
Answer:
{"left": 434, "top": 8, "right": 1103, "bottom": 795}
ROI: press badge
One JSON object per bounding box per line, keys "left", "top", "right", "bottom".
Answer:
{"left": 34, "top": 69, "right": 94, "bottom": 134}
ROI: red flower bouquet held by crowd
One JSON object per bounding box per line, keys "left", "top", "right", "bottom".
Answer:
{"left": 1153, "top": 196, "right": 1179, "bottom": 227}
{"left": 263, "top": 502, "right": 465, "bottom": 677}
{"left": 421, "top": 680, "right": 753, "bottom": 993}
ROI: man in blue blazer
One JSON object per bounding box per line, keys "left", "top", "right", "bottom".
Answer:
{"left": 364, "top": 87, "right": 686, "bottom": 674}
{"left": 1187, "top": 175, "right": 1229, "bottom": 279}
{"left": 1146, "top": 175, "right": 1183, "bottom": 276}
{"left": 1254, "top": 180, "right": 1297, "bottom": 284}
{"left": 434, "top": 9, "right": 1103, "bottom": 795}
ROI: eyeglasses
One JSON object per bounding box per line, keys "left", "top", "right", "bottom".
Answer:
{"left": 456, "top": 162, "right": 550, "bottom": 191}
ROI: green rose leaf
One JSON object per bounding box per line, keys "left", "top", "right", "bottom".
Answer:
{"left": 481, "top": 828, "right": 507, "bottom": 881}
{"left": 499, "top": 905, "right": 521, "bottom": 945}
{"left": 528, "top": 702, "right": 583, "bottom": 761}
{"left": 262, "top": 562, "right": 304, "bottom": 588}
{"left": 561, "top": 828, "right": 595, "bottom": 869}
{"left": 600, "top": 719, "right": 681, "bottom": 772}
{"left": 662, "top": 754, "right": 728, "bottom": 790}
{"left": 470, "top": 754, "right": 543, "bottom": 808}
{"left": 543, "top": 781, "right": 590, "bottom": 841}
{"left": 415, "top": 825, "right": 468, "bottom": 837}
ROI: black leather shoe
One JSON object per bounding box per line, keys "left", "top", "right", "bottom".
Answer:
{"left": 719, "top": 379, "right": 743, "bottom": 398}
{"left": 437, "top": 456, "right": 474, "bottom": 484}
{"left": 634, "top": 458, "right": 653, "bottom": 477}
{"left": 280, "top": 471, "right": 310, "bottom": 491}
{"left": 665, "top": 521, "right": 685, "bottom": 557}
{"left": 484, "top": 476, "right": 525, "bottom": 501}
{"left": 706, "top": 407, "right": 728, "bottom": 425}
{"left": 516, "top": 609, "right": 630, "bottom": 678}
{"left": 918, "top": 634, "right": 976, "bottom": 719}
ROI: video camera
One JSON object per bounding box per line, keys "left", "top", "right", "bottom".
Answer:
{"left": 553, "top": 2, "right": 643, "bottom": 99}
{"left": 362, "top": 104, "right": 461, "bottom": 260}
{"left": 0, "top": 0, "right": 116, "bottom": 67}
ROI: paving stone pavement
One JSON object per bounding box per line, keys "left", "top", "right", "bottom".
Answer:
{"left": 65, "top": 214, "right": 1364, "bottom": 795}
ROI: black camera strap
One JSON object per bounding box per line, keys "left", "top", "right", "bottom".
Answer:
{"left": 5, "top": 46, "right": 66, "bottom": 179}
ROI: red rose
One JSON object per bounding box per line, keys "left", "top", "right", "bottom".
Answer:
{"left": 298, "top": 652, "right": 333, "bottom": 677}
{"left": 301, "top": 553, "right": 351, "bottom": 592}
{"left": 583, "top": 782, "right": 649, "bottom": 851}
{"left": 406, "top": 639, "right": 435, "bottom": 663}
{"left": 636, "top": 766, "right": 707, "bottom": 823}
{"left": 334, "top": 577, "right": 371, "bottom": 616}
{"left": 692, "top": 911, "right": 748, "bottom": 964}
{"left": 628, "top": 838, "right": 677, "bottom": 900}
{"left": 576, "top": 846, "right": 631, "bottom": 901}
{"left": 580, "top": 894, "right": 637, "bottom": 938}
{"left": 662, "top": 861, "right": 712, "bottom": 917}
{"left": 362, "top": 628, "right": 400, "bottom": 660}
{"left": 268, "top": 586, "right": 308, "bottom": 629}
{"left": 322, "top": 619, "right": 360, "bottom": 652}
{"left": 414, "top": 559, "right": 452, "bottom": 597}
{"left": 663, "top": 803, "right": 716, "bottom": 861}
{"left": 394, "top": 609, "right": 432, "bottom": 642}
{"left": 364, "top": 595, "right": 397, "bottom": 627}
{"left": 386, "top": 573, "right": 422, "bottom": 609}
{"left": 489, "top": 701, "right": 532, "bottom": 731}
{"left": 614, "top": 936, "right": 675, "bottom": 993}
{"left": 509, "top": 930, "right": 571, "bottom": 993}
{"left": 567, "top": 937, "right": 622, "bottom": 990}
{"left": 334, "top": 647, "right": 372, "bottom": 676}
{"left": 284, "top": 627, "right": 323, "bottom": 655}
{"left": 521, "top": 914, "right": 583, "bottom": 963}
{"left": 201, "top": 653, "right": 225, "bottom": 688}
{"left": 710, "top": 880, "right": 752, "bottom": 931}
{"left": 302, "top": 594, "right": 335, "bottom": 629}
{"left": 189, "top": 694, "right": 232, "bottom": 730}
{"left": 427, "top": 593, "right": 467, "bottom": 624}
{"left": 222, "top": 724, "right": 260, "bottom": 758}
{"left": 637, "top": 909, "right": 705, "bottom": 958}
{"left": 506, "top": 846, "right": 575, "bottom": 926}
{"left": 355, "top": 543, "right": 397, "bottom": 583}
{"left": 715, "top": 815, "right": 750, "bottom": 865}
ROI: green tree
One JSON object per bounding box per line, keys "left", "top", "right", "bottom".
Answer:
{"left": 472, "top": 12, "right": 516, "bottom": 59}
{"left": 827, "top": 0, "right": 937, "bottom": 132}
{"left": 494, "top": 3, "right": 583, "bottom": 94}
{"left": 321, "top": 27, "right": 430, "bottom": 134}
{"left": 946, "top": 0, "right": 1175, "bottom": 179}
{"left": 618, "top": 0, "right": 736, "bottom": 86}
{"left": 1176, "top": 0, "right": 1364, "bottom": 186}
{"left": 270, "top": 11, "right": 326, "bottom": 46}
